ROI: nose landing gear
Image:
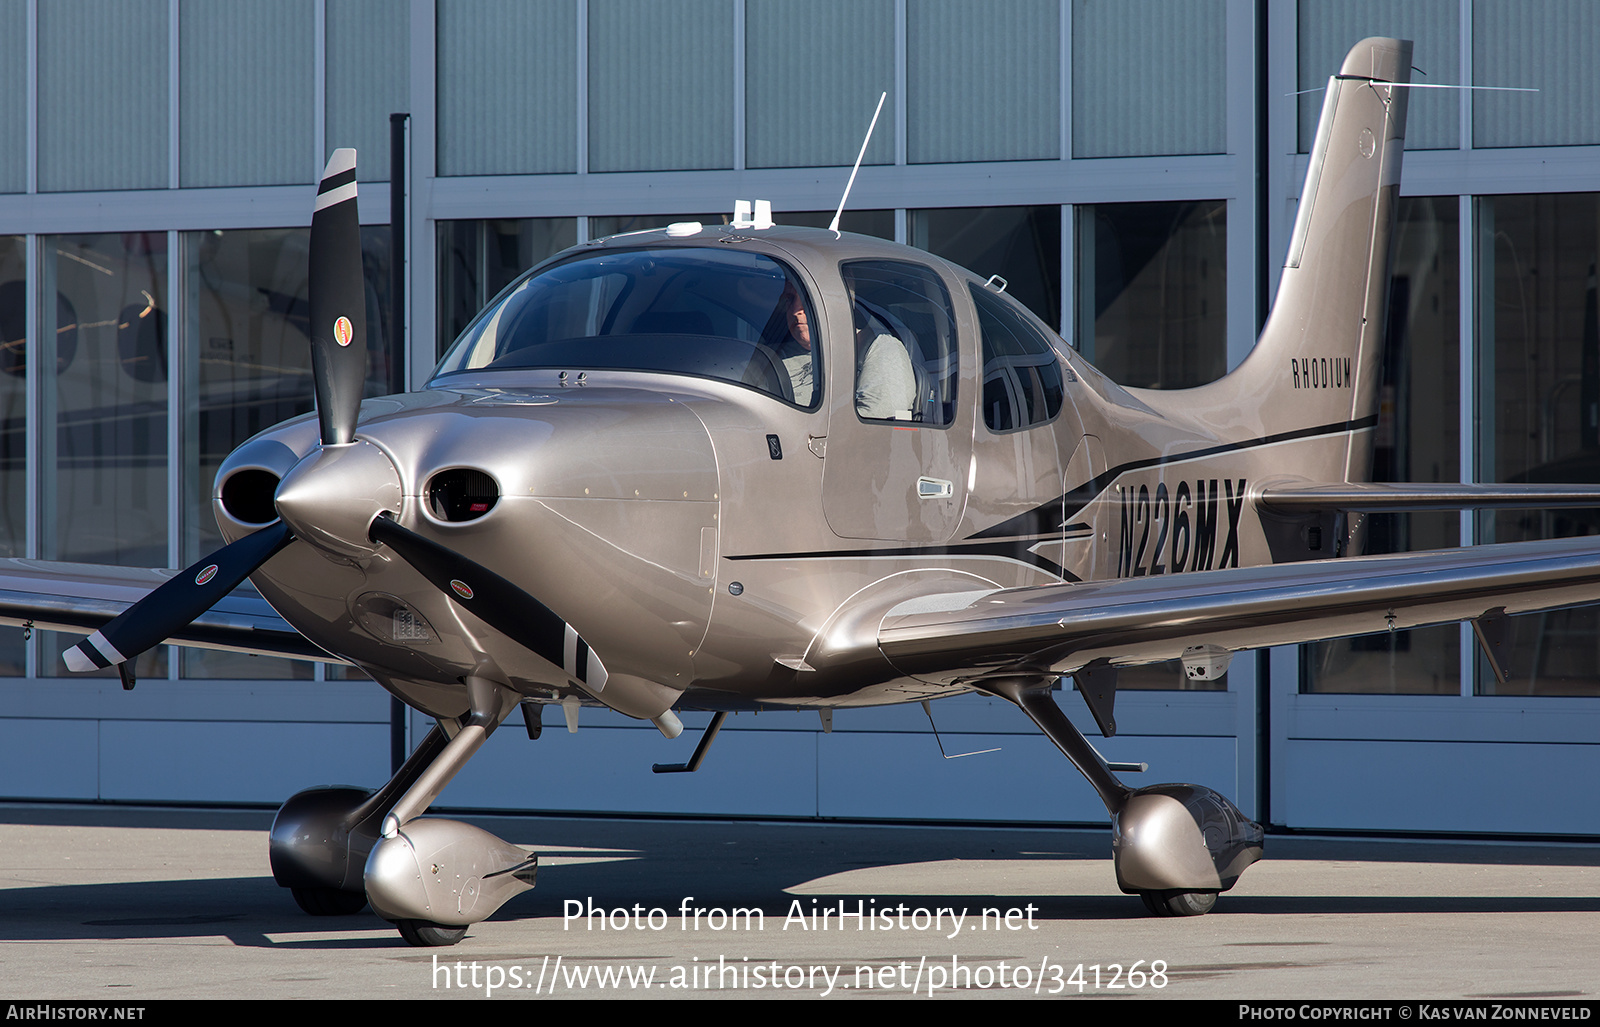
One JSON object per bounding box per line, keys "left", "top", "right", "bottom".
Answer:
{"left": 270, "top": 676, "right": 538, "bottom": 945}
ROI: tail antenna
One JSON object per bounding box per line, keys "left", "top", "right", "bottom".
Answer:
{"left": 829, "top": 91, "right": 887, "bottom": 235}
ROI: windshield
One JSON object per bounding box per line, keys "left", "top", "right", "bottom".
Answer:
{"left": 433, "top": 247, "right": 821, "bottom": 408}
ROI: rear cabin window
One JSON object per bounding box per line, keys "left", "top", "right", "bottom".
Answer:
{"left": 970, "top": 282, "right": 1065, "bottom": 432}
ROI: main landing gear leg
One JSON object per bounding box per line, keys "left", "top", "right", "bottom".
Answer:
{"left": 985, "top": 676, "right": 1263, "bottom": 917}
{"left": 362, "top": 675, "right": 537, "bottom": 946}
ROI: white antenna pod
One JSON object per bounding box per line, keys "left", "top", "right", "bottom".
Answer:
{"left": 829, "top": 91, "right": 887, "bottom": 235}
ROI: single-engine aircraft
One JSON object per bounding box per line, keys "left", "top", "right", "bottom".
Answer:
{"left": 6, "top": 38, "right": 1598, "bottom": 945}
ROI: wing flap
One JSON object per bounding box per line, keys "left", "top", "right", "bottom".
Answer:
{"left": 878, "top": 537, "right": 1600, "bottom": 681}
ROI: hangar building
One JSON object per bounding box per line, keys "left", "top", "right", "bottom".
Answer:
{"left": 0, "top": 0, "right": 1596, "bottom": 836}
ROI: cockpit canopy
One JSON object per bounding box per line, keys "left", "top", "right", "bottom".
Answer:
{"left": 432, "top": 246, "right": 821, "bottom": 408}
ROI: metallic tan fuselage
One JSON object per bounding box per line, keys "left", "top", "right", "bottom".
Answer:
{"left": 218, "top": 42, "right": 1405, "bottom": 729}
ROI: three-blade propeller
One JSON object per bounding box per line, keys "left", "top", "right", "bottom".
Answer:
{"left": 61, "top": 149, "right": 594, "bottom": 692}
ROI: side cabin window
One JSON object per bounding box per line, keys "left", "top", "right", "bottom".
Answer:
{"left": 970, "top": 282, "right": 1065, "bottom": 433}
{"left": 431, "top": 247, "right": 822, "bottom": 409}
{"left": 840, "top": 260, "right": 958, "bottom": 426}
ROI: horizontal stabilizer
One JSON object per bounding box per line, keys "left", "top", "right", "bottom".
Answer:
{"left": 1257, "top": 480, "right": 1600, "bottom": 512}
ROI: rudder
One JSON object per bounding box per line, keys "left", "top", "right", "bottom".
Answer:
{"left": 1226, "top": 37, "right": 1412, "bottom": 485}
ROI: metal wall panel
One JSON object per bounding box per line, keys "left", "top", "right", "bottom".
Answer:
{"left": 38, "top": 0, "right": 169, "bottom": 192}
{"left": 0, "top": 0, "right": 27, "bottom": 193}
{"left": 0, "top": 719, "right": 100, "bottom": 799}
{"left": 1072, "top": 0, "right": 1223, "bottom": 158}
{"left": 98, "top": 721, "right": 390, "bottom": 802}
{"left": 450, "top": 717, "right": 822, "bottom": 816}
{"left": 1280, "top": 737, "right": 1600, "bottom": 833}
{"left": 326, "top": 0, "right": 410, "bottom": 181}
{"left": 1474, "top": 0, "right": 1600, "bottom": 148}
{"left": 745, "top": 0, "right": 894, "bottom": 169}
{"left": 908, "top": 0, "right": 1058, "bottom": 164}
{"left": 436, "top": 0, "right": 576, "bottom": 176}
{"left": 588, "top": 0, "right": 732, "bottom": 173}
{"left": 1297, "top": 0, "right": 1458, "bottom": 152}
{"left": 180, "top": 0, "right": 314, "bottom": 187}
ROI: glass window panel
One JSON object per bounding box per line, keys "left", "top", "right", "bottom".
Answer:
{"left": 38, "top": 0, "right": 169, "bottom": 191}
{"left": 1073, "top": 0, "right": 1224, "bottom": 158}
{"left": 588, "top": 0, "right": 731, "bottom": 172}
{"left": 840, "top": 261, "right": 958, "bottom": 426}
{"left": 1302, "top": 196, "right": 1461, "bottom": 694}
{"left": 970, "top": 283, "right": 1064, "bottom": 433}
{"left": 769, "top": 210, "right": 895, "bottom": 240}
{"left": 911, "top": 205, "right": 1061, "bottom": 329}
{"left": 1074, "top": 200, "right": 1225, "bottom": 388}
{"left": 0, "top": 3, "right": 29, "bottom": 192}
{"left": 908, "top": 0, "right": 1058, "bottom": 164}
{"left": 1476, "top": 192, "right": 1600, "bottom": 696}
{"left": 1473, "top": 0, "right": 1600, "bottom": 148}
{"left": 38, "top": 233, "right": 170, "bottom": 679}
{"left": 591, "top": 212, "right": 894, "bottom": 241}
{"left": 0, "top": 236, "right": 25, "bottom": 555}
{"left": 326, "top": 0, "right": 409, "bottom": 182}
{"left": 1296, "top": 0, "right": 1459, "bottom": 152}
{"left": 180, "top": 0, "right": 313, "bottom": 187}
{"left": 589, "top": 214, "right": 727, "bottom": 239}
{"left": 180, "top": 226, "right": 394, "bottom": 680}
{"left": 1117, "top": 663, "right": 1225, "bottom": 692}
{"left": 436, "top": 218, "right": 578, "bottom": 359}
{"left": 0, "top": 626, "right": 25, "bottom": 676}
{"left": 745, "top": 0, "right": 893, "bottom": 169}
{"left": 436, "top": 0, "right": 576, "bottom": 176}
{"left": 42, "top": 233, "right": 168, "bottom": 567}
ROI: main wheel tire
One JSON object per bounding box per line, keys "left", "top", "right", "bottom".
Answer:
{"left": 291, "top": 887, "right": 368, "bottom": 916}
{"left": 1139, "top": 890, "right": 1217, "bottom": 917}
{"left": 397, "top": 919, "right": 469, "bottom": 947}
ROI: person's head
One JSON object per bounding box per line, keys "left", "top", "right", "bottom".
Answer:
{"left": 780, "top": 283, "right": 811, "bottom": 350}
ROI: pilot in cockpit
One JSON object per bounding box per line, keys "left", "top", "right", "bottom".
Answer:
{"left": 771, "top": 281, "right": 816, "bottom": 406}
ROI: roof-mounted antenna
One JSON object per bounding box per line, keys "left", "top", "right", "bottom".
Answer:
{"left": 828, "top": 91, "right": 887, "bottom": 236}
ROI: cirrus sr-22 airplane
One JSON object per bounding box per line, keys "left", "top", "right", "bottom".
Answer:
{"left": 5, "top": 38, "right": 1596, "bottom": 945}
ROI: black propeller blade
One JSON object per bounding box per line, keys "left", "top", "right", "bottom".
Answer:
{"left": 62, "top": 151, "right": 371, "bottom": 681}
{"left": 61, "top": 520, "right": 294, "bottom": 679}
{"left": 368, "top": 514, "right": 609, "bottom": 693}
{"left": 308, "top": 147, "right": 368, "bottom": 447}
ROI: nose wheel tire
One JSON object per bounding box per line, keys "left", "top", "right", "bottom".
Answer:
{"left": 397, "top": 919, "right": 470, "bottom": 947}
{"left": 291, "top": 887, "right": 369, "bottom": 916}
{"left": 1138, "top": 890, "right": 1217, "bottom": 917}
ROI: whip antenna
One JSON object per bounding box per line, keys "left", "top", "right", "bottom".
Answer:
{"left": 829, "top": 91, "right": 887, "bottom": 234}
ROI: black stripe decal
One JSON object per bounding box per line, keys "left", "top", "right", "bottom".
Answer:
{"left": 317, "top": 167, "right": 357, "bottom": 194}
{"left": 575, "top": 637, "right": 589, "bottom": 682}
{"left": 725, "top": 539, "right": 1081, "bottom": 581}
{"left": 969, "top": 415, "right": 1378, "bottom": 540}
{"left": 75, "top": 641, "right": 111, "bottom": 669}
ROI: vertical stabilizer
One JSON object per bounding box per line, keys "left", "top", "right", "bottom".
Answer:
{"left": 1228, "top": 38, "right": 1411, "bottom": 484}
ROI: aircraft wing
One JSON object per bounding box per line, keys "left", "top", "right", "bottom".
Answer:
{"left": 876, "top": 536, "right": 1600, "bottom": 683}
{"left": 0, "top": 558, "right": 334, "bottom": 664}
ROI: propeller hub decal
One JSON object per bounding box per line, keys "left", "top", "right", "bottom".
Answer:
{"left": 333, "top": 315, "right": 354, "bottom": 347}
{"left": 450, "top": 579, "right": 474, "bottom": 600}
{"left": 195, "top": 564, "right": 219, "bottom": 586}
